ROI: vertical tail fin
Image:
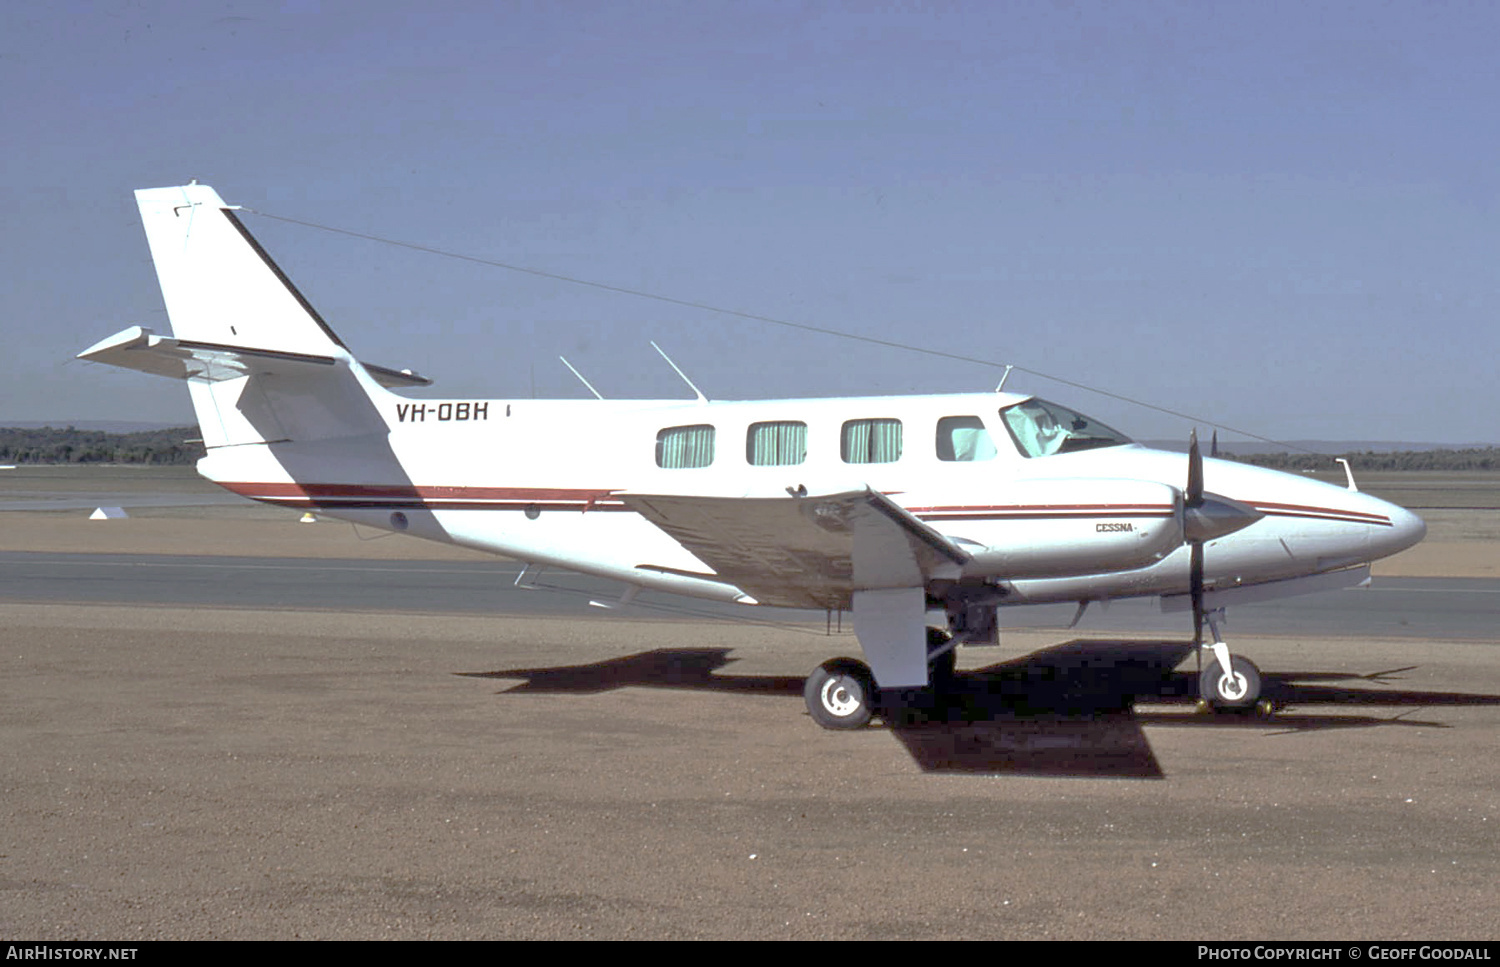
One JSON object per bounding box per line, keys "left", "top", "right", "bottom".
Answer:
{"left": 98, "top": 184, "right": 409, "bottom": 450}
{"left": 84, "top": 185, "right": 428, "bottom": 451}
{"left": 134, "top": 183, "right": 348, "bottom": 356}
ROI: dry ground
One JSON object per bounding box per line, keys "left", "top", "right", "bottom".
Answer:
{"left": 2, "top": 605, "right": 1496, "bottom": 940}
{"left": 1, "top": 467, "right": 1496, "bottom": 939}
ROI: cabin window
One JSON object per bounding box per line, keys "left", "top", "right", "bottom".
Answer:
{"left": 936, "top": 416, "right": 997, "bottom": 462}
{"left": 656, "top": 424, "right": 716, "bottom": 469}
{"left": 747, "top": 421, "right": 807, "bottom": 466}
{"left": 999, "top": 399, "right": 1131, "bottom": 458}
{"left": 841, "top": 418, "right": 903, "bottom": 464}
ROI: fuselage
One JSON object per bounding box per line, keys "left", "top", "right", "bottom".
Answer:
{"left": 197, "top": 387, "right": 1427, "bottom": 609}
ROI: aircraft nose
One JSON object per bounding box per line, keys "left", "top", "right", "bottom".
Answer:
{"left": 1372, "top": 500, "right": 1426, "bottom": 561}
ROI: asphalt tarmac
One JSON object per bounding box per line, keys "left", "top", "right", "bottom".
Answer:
{"left": 2, "top": 547, "right": 1497, "bottom": 939}
{"left": 2, "top": 550, "right": 1497, "bottom": 638}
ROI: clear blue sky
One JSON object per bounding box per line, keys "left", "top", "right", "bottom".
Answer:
{"left": 3, "top": 0, "right": 1496, "bottom": 444}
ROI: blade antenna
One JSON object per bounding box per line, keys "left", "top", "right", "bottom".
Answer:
{"left": 650, "top": 341, "right": 708, "bottom": 402}
{"left": 558, "top": 356, "right": 605, "bottom": 399}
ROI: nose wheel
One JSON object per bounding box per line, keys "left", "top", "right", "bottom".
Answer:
{"left": 1199, "top": 652, "right": 1262, "bottom": 710}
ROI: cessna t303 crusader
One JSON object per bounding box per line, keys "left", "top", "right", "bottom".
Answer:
{"left": 82, "top": 183, "right": 1427, "bottom": 729}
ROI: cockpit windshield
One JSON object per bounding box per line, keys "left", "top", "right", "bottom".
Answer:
{"left": 999, "top": 398, "right": 1132, "bottom": 458}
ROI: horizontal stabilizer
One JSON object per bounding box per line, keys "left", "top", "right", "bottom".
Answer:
{"left": 77, "top": 326, "right": 431, "bottom": 389}
{"left": 620, "top": 487, "right": 970, "bottom": 610}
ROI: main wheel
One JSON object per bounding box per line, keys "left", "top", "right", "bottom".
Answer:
{"left": 1199, "top": 655, "right": 1262, "bottom": 710}
{"left": 805, "top": 658, "right": 876, "bottom": 730}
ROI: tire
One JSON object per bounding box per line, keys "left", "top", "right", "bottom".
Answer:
{"left": 805, "top": 658, "right": 876, "bottom": 730}
{"left": 1199, "top": 655, "right": 1262, "bottom": 709}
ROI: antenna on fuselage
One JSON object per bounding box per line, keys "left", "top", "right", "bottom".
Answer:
{"left": 650, "top": 340, "right": 708, "bottom": 402}
{"left": 1334, "top": 457, "right": 1360, "bottom": 492}
{"left": 995, "top": 364, "right": 1014, "bottom": 393}
{"left": 559, "top": 356, "right": 605, "bottom": 399}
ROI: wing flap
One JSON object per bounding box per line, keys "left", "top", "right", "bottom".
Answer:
{"left": 620, "top": 488, "right": 970, "bottom": 609}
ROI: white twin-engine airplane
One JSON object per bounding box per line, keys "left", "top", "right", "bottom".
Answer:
{"left": 82, "top": 183, "right": 1427, "bottom": 729}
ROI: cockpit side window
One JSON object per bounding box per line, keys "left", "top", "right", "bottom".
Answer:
{"left": 999, "top": 399, "right": 1131, "bottom": 458}
{"left": 936, "top": 416, "right": 997, "bottom": 462}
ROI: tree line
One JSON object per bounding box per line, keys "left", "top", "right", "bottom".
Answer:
{"left": 1227, "top": 448, "right": 1500, "bottom": 472}
{"left": 0, "top": 426, "right": 204, "bottom": 465}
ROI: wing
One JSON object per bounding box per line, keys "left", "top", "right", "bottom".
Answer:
{"left": 619, "top": 487, "right": 971, "bottom": 610}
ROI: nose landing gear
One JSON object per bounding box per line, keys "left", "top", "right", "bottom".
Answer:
{"left": 1199, "top": 652, "right": 1262, "bottom": 708}
{"left": 1196, "top": 611, "right": 1272, "bottom": 715}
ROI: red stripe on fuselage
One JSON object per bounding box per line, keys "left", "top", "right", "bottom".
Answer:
{"left": 216, "top": 481, "right": 628, "bottom": 511}
{"left": 216, "top": 482, "right": 1392, "bottom": 528}
{"left": 1249, "top": 500, "right": 1392, "bottom": 527}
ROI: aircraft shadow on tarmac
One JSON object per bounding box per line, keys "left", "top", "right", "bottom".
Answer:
{"left": 466, "top": 639, "right": 1499, "bottom": 780}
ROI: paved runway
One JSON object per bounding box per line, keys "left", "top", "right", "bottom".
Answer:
{"left": 2, "top": 539, "right": 1498, "bottom": 939}
{"left": 0, "top": 493, "right": 250, "bottom": 512}
{"left": 2, "top": 549, "right": 1497, "bottom": 639}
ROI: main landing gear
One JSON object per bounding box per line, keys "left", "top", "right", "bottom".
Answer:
{"left": 803, "top": 629, "right": 959, "bottom": 730}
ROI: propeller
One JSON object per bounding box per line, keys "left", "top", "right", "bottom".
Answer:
{"left": 1180, "top": 429, "right": 1263, "bottom": 644}
{"left": 1187, "top": 429, "right": 1204, "bottom": 508}
{"left": 1187, "top": 430, "right": 1206, "bottom": 644}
